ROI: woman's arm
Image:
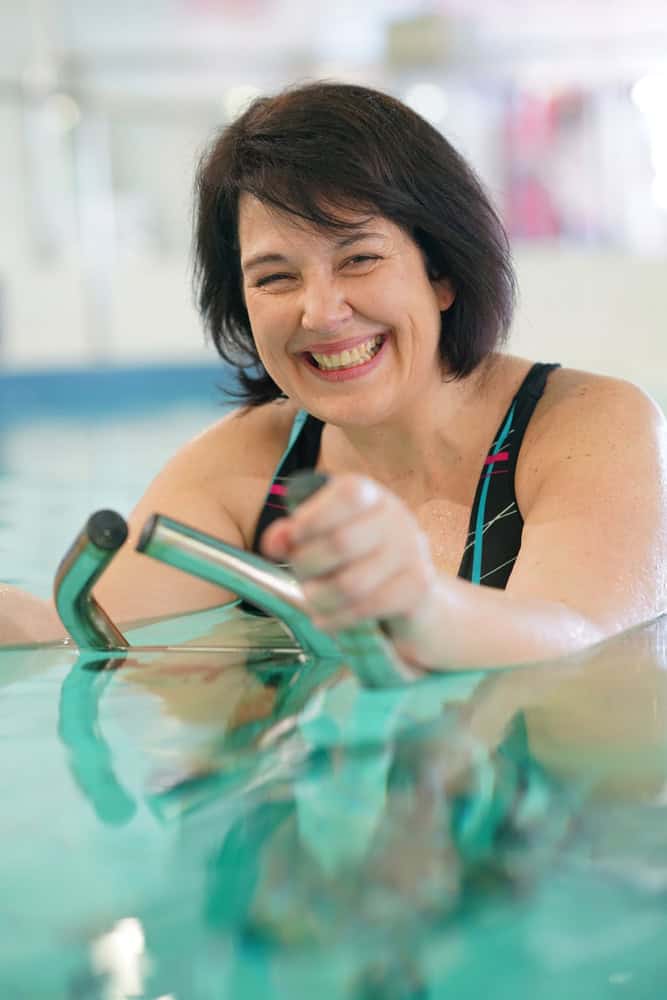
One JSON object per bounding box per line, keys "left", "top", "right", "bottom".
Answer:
{"left": 94, "top": 402, "right": 296, "bottom": 624}
{"left": 0, "top": 584, "right": 66, "bottom": 645}
{"left": 262, "top": 378, "right": 667, "bottom": 670}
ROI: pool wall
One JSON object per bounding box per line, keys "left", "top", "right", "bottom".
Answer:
{"left": 0, "top": 362, "right": 239, "bottom": 426}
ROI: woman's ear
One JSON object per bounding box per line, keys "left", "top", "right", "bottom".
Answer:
{"left": 432, "top": 277, "right": 456, "bottom": 312}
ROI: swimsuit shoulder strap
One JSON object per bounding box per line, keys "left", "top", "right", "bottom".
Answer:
{"left": 458, "top": 362, "right": 560, "bottom": 588}
{"left": 250, "top": 409, "right": 324, "bottom": 553}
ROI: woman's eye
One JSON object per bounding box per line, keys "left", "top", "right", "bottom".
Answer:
{"left": 346, "top": 255, "right": 379, "bottom": 266}
{"left": 253, "top": 256, "right": 379, "bottom": 288}
{"left": 254, "top": 273, "right": 292, "bottom": 288}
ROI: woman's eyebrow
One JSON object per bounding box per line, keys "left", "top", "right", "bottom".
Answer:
{"left": 241, "top": 232, "right": 388, "bottom": 272}
{"left": 335, "top": 230, "right": 388, "bottom": 248}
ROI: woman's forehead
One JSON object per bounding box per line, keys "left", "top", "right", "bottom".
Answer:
{"left": 237, "top": 193, "right": 392, "bottom": 251}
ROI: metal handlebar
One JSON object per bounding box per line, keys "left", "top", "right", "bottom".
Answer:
{"left": 53, "top": 509, "right": 129, "bottom": 650}
{"left": 53, "top": 487, "right": 418, "bottom": 686}
{"left": 136, "top": 513, "right": 341, "bottom": 661}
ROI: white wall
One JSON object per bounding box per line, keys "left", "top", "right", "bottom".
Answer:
{"left": 2, "top": 255, "right": 210, "bottom": 369}
{"left": 0, "top": 99, "right": 213, "bottom": 369}
{"left": 511, "top": 243, "right": 667, "bottom": 397}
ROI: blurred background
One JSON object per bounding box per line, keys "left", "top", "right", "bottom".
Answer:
{"left": 0, "top": 0, "right": 666, "bottom": 386}
{"left": 2, "top": 0, "right": 667, "bottom": 596}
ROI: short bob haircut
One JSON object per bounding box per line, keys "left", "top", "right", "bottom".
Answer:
{"left": 194, "top": 80, "right": 516, "bottom": 406}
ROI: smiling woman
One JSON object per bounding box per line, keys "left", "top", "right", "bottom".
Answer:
{"left": 236, "top": 196, "right": 455, "bottom": 421}
{"left": 195, "top": 83, "right": 514, "bottom": 405}
{"left": 241, "top": 224, "right": 394, "bottom": 379}
{"left": 6, "top": 80, "right": 667, "bottom": 669}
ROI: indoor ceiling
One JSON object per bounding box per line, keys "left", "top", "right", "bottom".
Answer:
{"left": 1, "top": 0, "right": 666, "bottom": 102}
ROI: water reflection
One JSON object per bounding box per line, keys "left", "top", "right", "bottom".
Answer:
{"left": 58, "top": 655, "right": 136, "bottom": 826}
{"left": 1, "top": 614, "right": 667, "bottom": 996}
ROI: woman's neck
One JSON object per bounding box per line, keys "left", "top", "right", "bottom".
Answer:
{"left": 319, "top": 356, "right": 506, "bottom": 499}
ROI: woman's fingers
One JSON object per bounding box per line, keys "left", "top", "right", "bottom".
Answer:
{"left": 287, "top": 504, "right": 395, "bottom": 578}
{"left": 289, "top": 475, "right": 383, "bottom": 542}
{"left": 260, "top": 473, "right": 437, "bottom": 632}
{"left": 301, "top": 540, "right": 402, "bottom": 612}
{"left": 300, "top": 516, "right": 435, "bottom": 626}
{"left": 260, "top": 474, "right": 382, "bottom": 563}
{"left": 260, "top": 516, "right": 293, "bottom": 561}
{"left": 307, "top": 559, "right": 434, "bottom": 632}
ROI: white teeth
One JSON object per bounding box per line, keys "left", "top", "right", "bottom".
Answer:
{"left": 310, "top": 335, "right": 384, "bottom": 371}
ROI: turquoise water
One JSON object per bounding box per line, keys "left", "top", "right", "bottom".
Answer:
{"left": 2, "top": 376, "right": 667, "bottom": 997}
{"left": 0, "top": 371, "right": 229, "bottom": 597}
{"left": 3, "top": 616, "right": 667, "bottom": 998}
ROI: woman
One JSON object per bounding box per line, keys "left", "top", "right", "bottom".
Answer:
{"left": 10, "top": 81, "right": 667, "bottom": 668}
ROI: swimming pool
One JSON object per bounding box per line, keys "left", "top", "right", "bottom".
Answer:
{"left": 2, "top": 368, "right": 667, "bottom": 998}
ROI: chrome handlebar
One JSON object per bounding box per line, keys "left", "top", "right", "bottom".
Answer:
{"left": 53, "top": 478, "right": 417, "bottom": 686}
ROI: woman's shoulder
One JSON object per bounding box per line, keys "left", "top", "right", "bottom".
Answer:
{"left": 126, "top": 396, "right": 303, "bottom": 552}
{"left": 534, "top": 365, "right": 664, "bottom": 436}
{"left": 165, "top": 396, "right": 303, "bottom": 482}
{"left": 519, "top": 363, "right": 666, "bottom": 501}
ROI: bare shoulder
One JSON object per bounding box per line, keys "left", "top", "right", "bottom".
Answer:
{"left": 519, "top": 367, "right": 667, "bottom": 501}
{"left": 509, "top": 365, "right": 667, "bottom": 628}
{"left": 164, "top": 396, "right": 301, "bottom": 484}
{"left": 134, "top": 395, "right": 301, "bottom": 546}
{"left": 534, "top": 366, "right": 664, "bottom": 427}
{"left": 92, "top": 396, "right": 302, "bottom": 620}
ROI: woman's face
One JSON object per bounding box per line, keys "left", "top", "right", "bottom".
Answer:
{"left": 238, "top": 194, "right": 455, "bottom": 426}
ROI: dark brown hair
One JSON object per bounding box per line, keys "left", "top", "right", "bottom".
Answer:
{"left": 194, "top": 80, "right": 516, "bottom": 405}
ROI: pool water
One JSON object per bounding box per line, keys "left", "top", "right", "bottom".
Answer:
{"left": 2, "top": 378, "right": 667, "bottom": 998}
{"left": 0, "top": 396, "right": 227, "bottom": 598}
{"left": 3, "top": 618, "right": 667, "bottom": 998}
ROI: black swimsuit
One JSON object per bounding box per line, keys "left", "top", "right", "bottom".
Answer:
{"left": 250, "top": 362, "right": 559, "bottom": 591}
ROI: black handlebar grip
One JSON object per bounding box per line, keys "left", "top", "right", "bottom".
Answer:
{"left": 85, "top": 510, "right": 128, "bottom": 551}
{"left": 285, "top": 471, "right": 330, "bottom": 514}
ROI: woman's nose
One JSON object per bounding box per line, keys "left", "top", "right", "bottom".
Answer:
{"left": 300, "top": 275, "right": 354, "bottom": 334}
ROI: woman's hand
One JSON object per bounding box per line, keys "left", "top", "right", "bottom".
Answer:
{"left": 260, "top": 474, "right": 440, "bottom": 653}
{"left": 259, "top": 472, "right": 608, "bottom": 673}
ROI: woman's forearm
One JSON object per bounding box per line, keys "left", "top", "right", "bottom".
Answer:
{"left": 0, "top": 585, "right": 66, "bottom": 646}
{"left": 389, "top": 576, "right": 606, "bottom": 671}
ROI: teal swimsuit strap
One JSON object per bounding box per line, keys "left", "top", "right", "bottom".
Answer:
{"left": 267, "top": 408, "right": 308, "bottom": 494}
{"left": 248, "top": 409, "right": 321, "bottom": 558}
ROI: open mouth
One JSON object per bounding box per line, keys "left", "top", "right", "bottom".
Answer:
{"left": 306, "top": 334, "right": 386, "bottom": 371}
